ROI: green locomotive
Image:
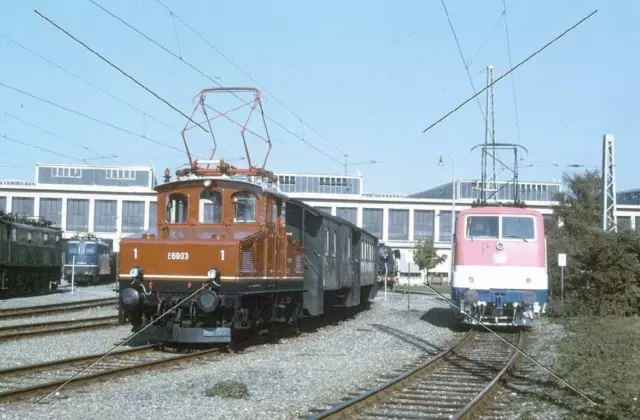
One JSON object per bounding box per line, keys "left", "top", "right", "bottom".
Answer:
{"left": 0, "top": 212, "right": 63, "bottom": 298}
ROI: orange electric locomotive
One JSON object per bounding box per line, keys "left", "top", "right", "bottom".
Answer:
{"left": 117, "top": 88, "right": 379, "bottom": 344}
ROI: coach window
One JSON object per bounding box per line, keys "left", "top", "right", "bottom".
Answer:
{"left": 324, "top": 228, "right": 329, "bottom": 256}
{"left": 166, "top": 193, "right": 188, "bottom": 224}
{"left": 502, "top": 216, "right": 535, "bottom": 240}
{"left": 11, "top": 228, "right": 16, "bottom": 242}
{"left": 200, "top": 190, "right": 222, "bottom": 224}
{"left": 466, "top": 216, "right": 499, "bottom": 239}
{"left": 233, "top": 192, "right": 257, "bottom": 223}
{"left": 332, "top": 231, "right": 337, "bottom": 256}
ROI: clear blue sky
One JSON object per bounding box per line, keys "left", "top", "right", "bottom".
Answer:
{"left": 0, "top": 0, "right": 637, "bottom": 194}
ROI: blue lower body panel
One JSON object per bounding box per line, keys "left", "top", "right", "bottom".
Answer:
{"left": 451, "top": 288, "right": 548, "bottom": 327}
{"left": 452, "top": 288, "right": 548, "bottom": 304}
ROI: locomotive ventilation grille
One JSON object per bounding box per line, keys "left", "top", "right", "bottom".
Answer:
{"left": 241, "top": 250, "right": 253, "bottom": 273}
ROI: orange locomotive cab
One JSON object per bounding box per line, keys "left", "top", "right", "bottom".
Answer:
{"left": 118, "top": 176, "right": 304, "bottom": 343}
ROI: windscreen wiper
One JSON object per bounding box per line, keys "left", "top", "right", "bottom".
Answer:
{"left": 503, "top": 234, "right": 528, "bottom": 243}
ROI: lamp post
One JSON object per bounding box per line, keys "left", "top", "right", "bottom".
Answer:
{"left": 438, "top": 154, "right": 456, "bottom": 285}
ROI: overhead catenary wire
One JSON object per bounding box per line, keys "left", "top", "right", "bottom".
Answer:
{"left": 34, "top": 9, "right": 208, "bottom": 134}
{"left": 1, "top": 33, "right": 209, "bottom": 151}
{"left": 440, "top": 0, "right": 486, "bottom": 122}
{"left": 502, "top": 0, "right": 522, "bottom": 146}
{"left": 2, "top": 110, "right": 110, "bottom": 161}
{"left": 422, "top": 10, "right": 598, "bottom": 134}
{"left": 0, "top": 33, "right": 180, "bottom": 137}
{"left": 0, "top": 82, "right": 201, "bottom": 157}
{"left": 153, "top": 0, "right": 348, "bottom": 158}
{"left": 466, "top": 11, "right": 505, "bottom": 69}
{"left": 86, "top": 0, "right": 344, "bottom": 166}
{"left": 1, "top": 133, "right": 88, "bottom": 164}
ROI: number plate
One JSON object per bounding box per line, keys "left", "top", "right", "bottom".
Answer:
{"left": 167, "top": 252, "right": 189, "bottom": 260}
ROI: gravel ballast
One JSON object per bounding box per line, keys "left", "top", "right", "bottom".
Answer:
{"left": 477, "top": 317, "right": 567, "bottom": 420}
{"left": 0, "top": 307, "right": 118, "bottom": 328}
{"left": 0, "top": 325, "right": 133, "bottom": 370}
{"left": 0, "top": 282, "right": 118, "bottom": 310}
{"left": 1, "top": 292, "right": 461, "bottom": 420}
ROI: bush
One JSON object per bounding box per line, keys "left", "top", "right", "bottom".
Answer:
{"left": 546, "top": 171, "right": 640, "bottom": 317}
{"left": 204, "top": 380, "right": 251, "bottom": 399}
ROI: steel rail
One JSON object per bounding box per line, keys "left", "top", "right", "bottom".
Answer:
{"left": 0, "top": 324, "right": 302, "bottom": 403}
{"left": 309, "top": 330, "right": 526, "bottom": 419}
{"left": 0, "top": 315, "right": 120, "bottom": 341}
{"left": 0, "top": 344, "right": 222, "bottom": 403}
{"left": 310, "top": 330, "right": 476, "bottom": 419}
{"left": 452, "top": 330, "right": 527, "bottom": 419}
{"left": 0, "top": 298, "right": 118, "bottom": 320}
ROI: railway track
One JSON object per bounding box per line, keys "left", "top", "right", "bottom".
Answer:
{"left": 0, "top": 298, "right": 118, "bottom": 320}
{"left": 0, "top": 315, "right": 120, "bottom": 341}
{"left": 309, "top": 329, "right": 526, "bottom": 420}
{"left": 0, "top": 343, "right": 222, "bottom": 403}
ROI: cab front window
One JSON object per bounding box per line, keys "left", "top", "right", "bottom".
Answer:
{"left": 166, "top": 193, "right": 188, "bottom": 224}
{"left": 502, "top": 216, "right": 535, "bottom": 240}
{"left": 233, "top": 192, "right": 257, "bottom": 223}
{"left": 466, "top": 216, "right": 499, "bottom": 239}
{"left": 200, "top": 190, "right": 222, "bottom": 223}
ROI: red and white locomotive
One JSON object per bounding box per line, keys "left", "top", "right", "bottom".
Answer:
{"left": 451, "top": 205, "right": 548, "bottom": 327}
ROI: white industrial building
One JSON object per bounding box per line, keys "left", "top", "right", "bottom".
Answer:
{"left": 2, "top": 163, "right": 639, "bottom": 279}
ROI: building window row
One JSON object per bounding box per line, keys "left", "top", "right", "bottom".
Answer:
{"left": 312, "top": 207, "right": 458, "bottom": 243}
{"left": 0, "top": 197, "right": 156, "bottom": 233}
{"left": 319, "top": 177, "right": 348, "bottom": 187}
{"left": 278, "top": 175, "right": 296, "bottom": 185}
{"left": 106, "top": 169, "right": 137, "bottom": 181}
{"left": 277, "top": 176, "right": 360, "bottom": 195}
{"left": 52, "top": 167, "right": 82, "bottom": 178}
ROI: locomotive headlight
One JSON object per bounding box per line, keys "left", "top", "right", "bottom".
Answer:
{"left": 120, "top": 287, "right": 144, "bottom": 311}
{"left": 207, "top": 268, "right": 219, "bottom": 280}
{"left": 197, "top": 290, "right": 220, "bottom": 313}
{"left": 129, "top": 267, "right": 141, "bottom": 278}
{"left": 523, "top": 291, "right": 537, "bottom": 305}
{"left": 525, "top": 277, "right": 532, "bottom": 284}
{"left": 468, "top": 276, "right": 475, "bottom": 284}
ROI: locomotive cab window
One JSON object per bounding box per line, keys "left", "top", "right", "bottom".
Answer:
{"left": 502, "top": 216, "right": 535, "bottom": 240}
{"left": 466, "top": 216, "right": 499, "bottom": 239}
{"left": 199, "top": 190, "right": 222, "bottom": 224}
{"left": 233, "top": 192, "right": 257, "bottom": 223}
{"left": 166, "top": 193, "right": 189, "bottom": 224}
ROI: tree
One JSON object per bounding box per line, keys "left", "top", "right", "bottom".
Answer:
{"left": 412, "top": 238, "right": 447, "bottom": 284}
{"left": 546, "top": 170, "right": 640, "bottom": 316}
